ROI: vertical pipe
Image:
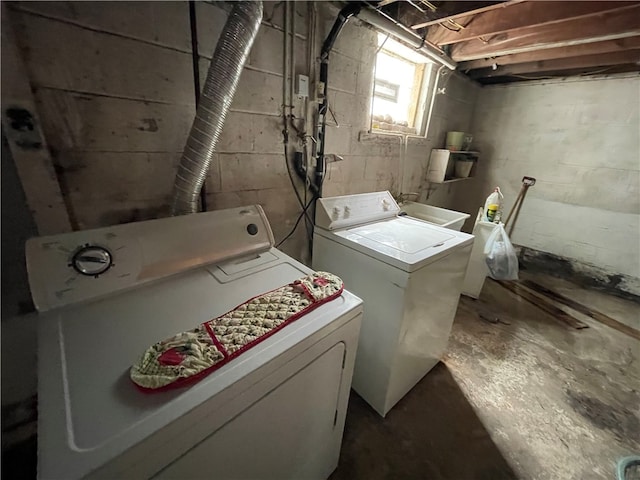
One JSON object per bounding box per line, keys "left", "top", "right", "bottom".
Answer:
{"left": 188, "top": 0, "right": 206, "bottom": 212}
{"left": 283, "top": 1, "right": 290, "bottom": 124}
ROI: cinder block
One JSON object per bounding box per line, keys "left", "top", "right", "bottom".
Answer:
{"left": 195, "top": 2, "right": 227, "bottom": 54}
{"left": 73, "top": 198, "right": 172, "bottom": 230}
{"left": 333, "top": 20, "right": 376, "bottom": 61}
{"left": 60, "top": 151, "right": 178, "bottom": 203}
{"left": 15, "top": 1, "right": 191, "bottom": 52}
{"left": 594, "top": 245, "right": 640, "bottom": 278}
{"left": 329, "top": 52, "right": 359, "bottom": 94}
{"left": 324, "top": 125, "right": 352, "bottom": 154}
{"left": 356, "top": 53, "right": 375, "bottom": 97}
{"left": 36, "top": 89, "right": 194, "bottom": 152}
{"left": 327, "top": 89, "right": 358, "bottom": 127}
{"left": 217, "top": 112, "right": 256, "bottom": 153}
{"left": 324, "top": 155, "right": 366, "bottom": 184}
{"left": 350, "top": 131, "right": 402, "bottom": 157}
{"left": 364, "top": 156, "right": 399, "bottom": 182}
{"left": 248, "top": 24, "right": 284, "bottom": 75}
{"left": 262, "top": 1, "right": 308, "bottom": 38}
{"left": 14, "top": 11, "right": 194, "bottom": 104}
{"left": 234, "top": 69, "right": 283, "bottom": 116}
{"left": 560, "top": 241, "right": 597, "bottom": 263}
{"left": 219, "top": 153, "right": 290, "bottom": 192}
{"left": 206, "top": 190, "right": 260, "bottom": 211}
{"left": 198, "top": 61, "right": 282, "bottom": 118}
{"left": 252, "top": 115, "right": 286, "bottom": 154}
{"left": 217, "top": 112, "right": 283, "bottom": 154}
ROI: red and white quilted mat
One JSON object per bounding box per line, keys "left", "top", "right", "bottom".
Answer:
{"left": 130, "top": 271, "right": 344, "bottom": 392}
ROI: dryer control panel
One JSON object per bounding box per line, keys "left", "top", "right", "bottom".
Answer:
{"left": 26, "top": 206, "right": 274, "bottom": 312}
{"left": 315, "top": 191, "right": 400, "bottom": 230}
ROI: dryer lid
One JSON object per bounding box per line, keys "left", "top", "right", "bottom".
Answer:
{"left": 37, "top": 248, "right": 363, "bottom": 480}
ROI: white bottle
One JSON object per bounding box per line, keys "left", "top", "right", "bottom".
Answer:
{"left": 483, "top": 187, "right": 504, "bottom": 223}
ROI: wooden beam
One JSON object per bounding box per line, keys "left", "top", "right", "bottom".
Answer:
{"left": 476, "top": 64, "right": 640, "bottom": 84}
{"left": 451, "top": 5, "right": 640, "bottom": 61}
{"left": 460, "top": 36, "right": 640, "bottom": 70}
{"left": 376, "top": 0, "right": 400, "bottom": 8}
{"left": 469, "top": 49, "right": 640, "bottom": 78}
{"left": 1, "top": 4, "right": 72, "bottom": 234}
{"left": 522, "top": 280, "right": 640, "bottom": 341}
{"left": 428, "top": 1, "right": 639, "bottom": 46}
{"left": 405, "top": 1, "right": 511, "bottom": 30}
{"left": 495, "top": 280, "right": 588, "bottom": 330}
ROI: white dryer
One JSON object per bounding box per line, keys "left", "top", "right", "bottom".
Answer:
{"left": 312, "top": 191, "right": 472, "bottom": 417}
{"left": 27, "top": 205, "right": 362, "bottom": 480}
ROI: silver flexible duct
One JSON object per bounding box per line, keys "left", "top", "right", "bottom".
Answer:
{"left": 171, "top": 1, "right": 263, "bottom": 215}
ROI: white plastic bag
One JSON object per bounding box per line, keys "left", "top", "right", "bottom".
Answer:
{"left": 483, "top": 223, "right": 519, "bottom": 280}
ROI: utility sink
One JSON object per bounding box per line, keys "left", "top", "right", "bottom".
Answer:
{"left": 399, "top": 202, "right": 470, "bottom": 231}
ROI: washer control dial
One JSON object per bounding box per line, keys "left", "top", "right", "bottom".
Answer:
{"left": 71, "top": 246, "right": 113, "bottom": 276}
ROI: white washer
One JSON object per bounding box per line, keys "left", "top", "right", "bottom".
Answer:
{"left": 312, "top": 191, "right": 473, "bottom": 417}
{"left": 27, "top": 205, "right": 362, "bottom": 480}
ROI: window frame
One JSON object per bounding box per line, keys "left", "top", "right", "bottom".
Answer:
{"left": 369, "top": 39, "right": 436, "bottom": 139}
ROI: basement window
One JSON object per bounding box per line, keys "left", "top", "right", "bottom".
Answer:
{"left": 371, "top": 33, "right": 434, "bottom": 136}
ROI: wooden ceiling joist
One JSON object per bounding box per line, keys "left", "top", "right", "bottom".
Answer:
{"left": 478, "top": 64, "right": 640, "bottom": 84}
{"left": 450, "top": 5, "right": 640, "bottom": 61}
{"left": 375, "top": 0, "right": 400, "bottom": 8}
{"left": 428, "top": 1, "right": 640, "bottom": 47}
{"left": 402, "top": 1, "right": 510, "bottom": 30}
{"left": 468, "top": 49, "right": 640, "bottom": 79}
{"left": 460, "top": 36, "right": 640, "bottom": 70}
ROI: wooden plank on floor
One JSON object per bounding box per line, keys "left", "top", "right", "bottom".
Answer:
{"left": 522, "top": 280, "right": 640, "bottom": 341}
{"left": 494, "top": 280, "right": 589, "bottom": 330}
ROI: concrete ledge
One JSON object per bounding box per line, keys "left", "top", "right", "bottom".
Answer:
{"left": 516, "top": 245, "right": 640, "bottom": 303}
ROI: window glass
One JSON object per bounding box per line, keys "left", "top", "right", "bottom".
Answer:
{"left": 371, "top": 34, "right": 433, "bottom": 136}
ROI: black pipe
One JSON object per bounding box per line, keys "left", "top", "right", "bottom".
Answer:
{"left": 189, "top": 0, "right": 207, "bottom": 212}
{"left": 314, "top": 3, "right": 361, "bottom": 195}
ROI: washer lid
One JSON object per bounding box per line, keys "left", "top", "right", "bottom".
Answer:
{"left": 321, "top": 216, "right": 474, "bottom": 272}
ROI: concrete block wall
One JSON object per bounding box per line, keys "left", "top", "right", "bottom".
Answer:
{"left": 419, "top": 71, "right": 480, "bottom": 209}
{"left": 7, "top": 1, "right": 195, "bottom": 231}
{"left": 463, "top": 74, "right": 640, "bottom": 295}
{"left": 6, "top": 1, "right": 460, "bottom": 264}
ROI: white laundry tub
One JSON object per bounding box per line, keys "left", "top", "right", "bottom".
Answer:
{"left": 399, "top": 202, "right": 470, "bottom": 231}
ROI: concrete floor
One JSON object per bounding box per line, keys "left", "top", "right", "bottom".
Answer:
{"left": 332, "top": 273, "right": 640, "bottom": 480}
{"left": 4, "top": 274, "right": 639, "bottom": 479}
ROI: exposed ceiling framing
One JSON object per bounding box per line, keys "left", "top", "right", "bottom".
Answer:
{"left": 371, "top": 0, "right": 640, "bottom": 83}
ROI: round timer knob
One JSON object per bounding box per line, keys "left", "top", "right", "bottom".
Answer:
{"left": 72, "top": 246, "right": 112, "bottom": 276}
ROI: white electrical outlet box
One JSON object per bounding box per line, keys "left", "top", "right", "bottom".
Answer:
{"left": 297, "top": 74, "right": 309, "bottom": 98}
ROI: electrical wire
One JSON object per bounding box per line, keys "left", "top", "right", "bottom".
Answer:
{"left": 440, "top": 22, "right": 461, "bottom": 33}
{"left": 276, "top": 161, "right": 326, "bottom": 248}
{"left": 276, "top": 195, "right": 315, "bottom": 248}
{"left": 283, "top": 139, "right": 313, "bottom": 236}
